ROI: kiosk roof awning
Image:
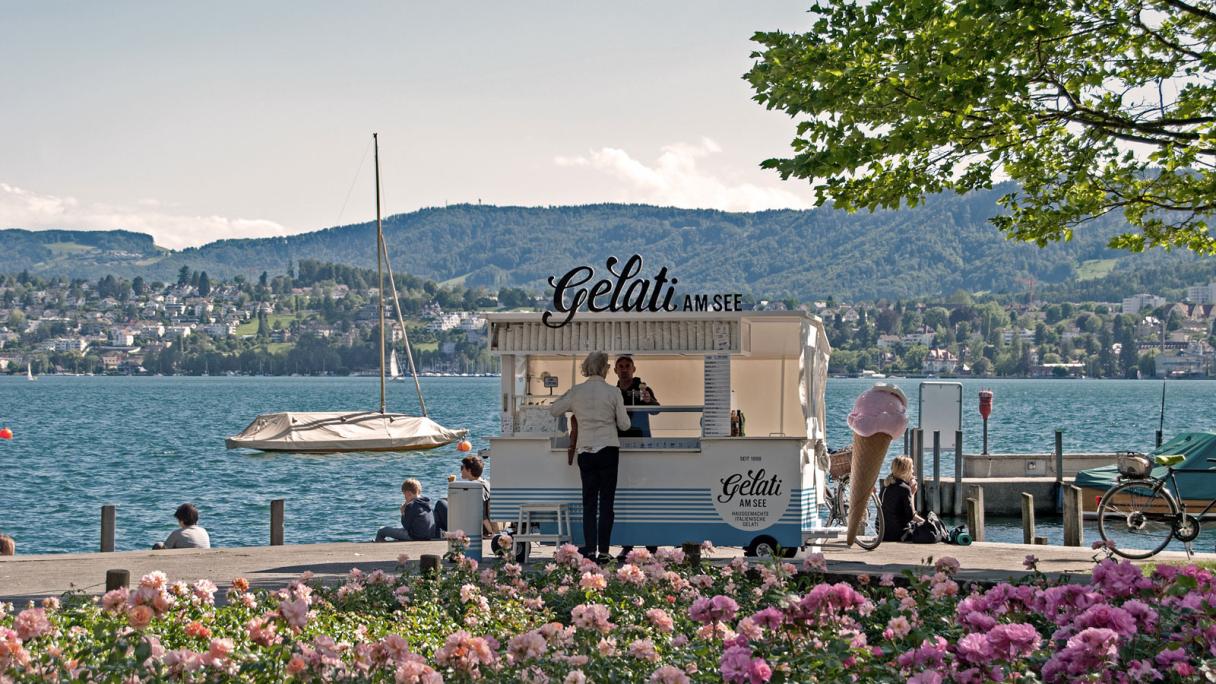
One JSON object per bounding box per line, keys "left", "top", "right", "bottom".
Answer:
{"left": 485, "top": 312, "right": 826, "bottom": 357}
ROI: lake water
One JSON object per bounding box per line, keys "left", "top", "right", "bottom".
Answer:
{"left": 2, "top": 376, "right": 1215, "bottom": 554}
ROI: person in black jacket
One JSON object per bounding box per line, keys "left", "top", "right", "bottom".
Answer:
{"left": 376, "top": 479, "right": 437, "bottom": 542}
{"left": 880, "top": 456, "right": 929, "bottom": 542}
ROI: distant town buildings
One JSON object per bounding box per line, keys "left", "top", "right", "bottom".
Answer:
{"left": 1122, "top": 293, "right": 1166, "bottom": 314}
{"left": 1186, "top": 281, "right": 1216, "bottom": 305}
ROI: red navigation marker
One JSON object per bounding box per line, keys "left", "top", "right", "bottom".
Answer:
{"left": 0, "top": 427, "right": 12, "bottom": 440}
{"left": 978, "top": 390, "right": 994, "bottom": 419}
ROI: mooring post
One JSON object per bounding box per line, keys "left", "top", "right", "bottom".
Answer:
{"left": 914, "top": 429, "right": 926, "bottom": 514}
{"left": 681, "top": 542, "right": 702, "bottom": 568}
{"left": 1021, "top": 493, "right": 1036, "bottom": 545}
{"left": 1054, "top": 429, "right": 1064, "bottom": 512}
{"left": 270, "top": 499, "right": 285, "bottom": 546}
{"left": 100, "top": 505, "right": 116, "bottom": 552}
{"left": 966, "top": 484, "right": 985, "bottom": 542}
{"left": 953, "top": 429, "right": 964, "bottom": 517}
{"left": 105, "top": 569, "right": 130, "bottom": 592}
{"left": 1063, "top": 485, "right": 1083, "bottom": 547}
{"left": 1033, "top": 536, "right": 1048, "bottom": 545}
{"left": 420, "top": 554, "right": 442, "bottom": 576}
{"left": 932, "top": 431, "right": 943, "bottom": 515}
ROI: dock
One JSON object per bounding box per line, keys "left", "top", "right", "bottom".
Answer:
{"left": 2, "top": 540, "right": 1210, "bottom": 606}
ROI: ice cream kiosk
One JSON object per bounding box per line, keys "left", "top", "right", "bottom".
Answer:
{"left": 485, "top": 311, "right": 834, "bottom": 557}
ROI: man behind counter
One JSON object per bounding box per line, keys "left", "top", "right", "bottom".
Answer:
{"left": 614, "top": 354, "right": 659, "bottom": 560}
{"left": 614, "top": 355, "right": 658, "bottom": 437}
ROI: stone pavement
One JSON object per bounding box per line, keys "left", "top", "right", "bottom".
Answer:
{"left": 1, "top": 539, "right": 1210, "bottom": 606}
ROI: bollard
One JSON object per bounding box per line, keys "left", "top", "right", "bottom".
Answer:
{"left": 966, "top": 484, "right": 985, "bottom": 542}
{"left": 966, "top": 498, "right": 979, "bottom": 542}
{"left": 1021, "top": 493, "right": 1036, "bottom": 545}
{"left": 101, "top": 505, "right": 116, "bottom": 552}
{"left": 105, "top": 569, "right": 130, "bottom": 592}
{"left": 681, "top": 542, "right": 702, "bottom": 568}
{"left": 1034, "top": 536, "right": 1048, "bottom": 545}
{"left": 932, "top": 431, "right": 942, "bottom": 515}
{"left": 953, "top": 430, "right": 964, "bottom": 517}
{"left": 1054, "top": 430, "right": 1065, "bottom": 512}
{"left": 420, "top": 554, "right": 442, "bottom": 576}
{"left": 914, "top": 429, "right": 926, "bottom": 514}
{"left": 1063, "top": 485, "right": 1084, "bottom": 547}
{"left": 270, "top": 499, "right": 285, "bottom": 546}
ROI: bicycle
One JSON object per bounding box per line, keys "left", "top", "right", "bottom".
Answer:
{"left": 823, "top": 473, "right": 884, "bottom": 551}
{"left": 1096, "top": 451, "right": 1215, "bottom": 560}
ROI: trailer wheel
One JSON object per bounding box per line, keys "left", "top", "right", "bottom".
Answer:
{"left": 745, "top": 535, "right": 780, "bottom": 558}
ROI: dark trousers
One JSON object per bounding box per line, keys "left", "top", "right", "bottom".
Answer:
{"left": 577, "top": 447, "right": 619, "bottom": 554}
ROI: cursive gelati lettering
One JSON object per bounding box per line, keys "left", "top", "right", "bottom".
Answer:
{"left": 542, "top": 254, "right": 679, "bottom": 328}
{"left": 717, "top": 469, "right": 783, "bottom": 504}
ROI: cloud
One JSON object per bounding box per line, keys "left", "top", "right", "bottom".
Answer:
{"left": 0, "top": 182, "right": 289, "bottom": 250}
{"left": 554, "top": 138, "right": 811, "bottom": 212}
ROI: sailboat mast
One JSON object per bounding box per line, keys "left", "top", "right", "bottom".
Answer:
{"left": 374, "top": 133, "right": 386, "bottom": 414}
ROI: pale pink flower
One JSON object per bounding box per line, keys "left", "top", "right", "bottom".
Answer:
{"left": 554, "top": 544, "right": 583, "bottom": 566}
{"left": 40, "top": 597, "right": 60, "bottom": 611}
{"left": 139, "top": 571, "right": 168, "bottom": 590}
{"left": 625, "top": 547, "right": 654, "bottom": 565}
{"left": 563, "top": 671, "right": 587, "bottom": 684}
{"left": 126, "top": 604, "right": 154, "bottom": 630}
{"left": 646, "top": 607, "right": 675, "bottom": 633}
{"left": 885, "top": 615, "right": 912, "bottom": 640}
{"left": 650, "top": 665, "right": 691, "bottom": 684}
{"left": 628, "top": 638, "right": 659, "bottom": 662}
{"left": 508, "top": 630, "right": 547, "bottom": 662}
{"left": 101, "top": 587, "right": 129, "bottom": 612}
{"left": 460, "top": 583, "right": 480, "bottom": 603}
{"left": 596, "top": 637, "right": 617, "bottom": 656}
{"left": 579, "top": 572, "right": 607, "bottom": 592}
{"left": 802, "top": 552, "right": 827, "bottom": 573}
{"left": 247, "top": 616, "right": 281, "bottom": 646}
{"left": 934, "top": 556, "right": 960, "bottom": 575}
{"left": 207, "top": 638, "right": 234, "bottom": 662}
{"left": 286, "top": 654, "right": 308, "bottom": 675}
{"left": 13, "top": 608, "right": 52, "bottom": 641}
{"left": 616, "top": 563, "right": 646, "bottom": 586}
{"left": 279, "top": 597, "right": 310, "bottom": 631}
{"left": 571, "top": 603, "right": 614, "bottom": 633}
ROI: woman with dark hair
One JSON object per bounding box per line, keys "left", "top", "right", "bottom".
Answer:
{"left": 153, "top": 503, "right": 211, "bottom": 549}
{"left": 549, "top": 351, "right": 631, "bottom": 563}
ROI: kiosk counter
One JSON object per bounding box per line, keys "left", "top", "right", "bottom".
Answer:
{"left": 485, "top": 311, "right": 834, "bottom": 557}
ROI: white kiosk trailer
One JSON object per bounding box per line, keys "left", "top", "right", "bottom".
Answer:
{"left": 485, "top": 311, "right": 835, "bottom": 558}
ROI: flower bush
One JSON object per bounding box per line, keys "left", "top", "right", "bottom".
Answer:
{"left": 1, "top": 546, "right": 1214, "bottom": 682}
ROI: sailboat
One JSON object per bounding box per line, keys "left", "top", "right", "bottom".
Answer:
{"left": 390, "top": 349, "right": 404, "bottom": 382}
{"left": 226, "top": 134, "right": 468, "bottom": 453}
{"left": 26, "top": 362, "right": 36, "bottom": 382}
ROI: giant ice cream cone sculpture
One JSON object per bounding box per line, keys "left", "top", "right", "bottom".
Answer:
{"left": 845, "top": 383, "right": 908, "bottom": 546}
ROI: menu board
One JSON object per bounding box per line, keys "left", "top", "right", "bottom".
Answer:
{"left": 703, "top": 354, "right": 731, "bottom": 437}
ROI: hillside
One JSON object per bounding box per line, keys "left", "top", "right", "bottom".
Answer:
{"left": 4, "top": 186, "right": 1215, "bottom": 300}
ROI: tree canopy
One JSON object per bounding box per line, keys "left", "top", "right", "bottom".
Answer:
{"left": 747, "top": 0, "right": 1216, "bottom": 254}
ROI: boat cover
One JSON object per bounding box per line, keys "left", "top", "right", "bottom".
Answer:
{"left": 1075, "top": 432, "right": 1216, "bottom": 499}
{"left": 226, "top": 411, "right": 467, "bottom": 452}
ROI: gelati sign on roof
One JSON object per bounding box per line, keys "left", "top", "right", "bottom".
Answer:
{"left": 542, "top": 254, "right": 744, "bottom": 328}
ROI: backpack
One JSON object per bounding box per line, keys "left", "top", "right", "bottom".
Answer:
{"left": 901, "top": 511, "right": 948, "bottom": 544}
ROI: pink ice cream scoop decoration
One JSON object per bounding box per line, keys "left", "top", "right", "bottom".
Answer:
{"left": 847, "top": 383, "right": 908, "bottom": 437}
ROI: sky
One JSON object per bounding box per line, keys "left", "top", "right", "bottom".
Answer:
{"left": 0, "top": 2, "right": 818, "bottom": 249}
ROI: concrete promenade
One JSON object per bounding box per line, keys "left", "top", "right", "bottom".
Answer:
{"left": 2, "top": 540, "right": 1210, "bottom": 606}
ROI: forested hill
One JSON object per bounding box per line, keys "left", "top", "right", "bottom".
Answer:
{"left": 4, "top": 186, "right": 1214, "bottom": 300}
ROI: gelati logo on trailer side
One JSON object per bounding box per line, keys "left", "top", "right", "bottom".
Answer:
{"left": 711, "top": 467, "right": 790, "bottom": 531}
{"left": 541, "top": 254, "right": 745, "bottom": 328}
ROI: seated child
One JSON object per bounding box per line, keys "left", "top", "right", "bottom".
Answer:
{"left": 376, "top": 479, "right": 437, "bottom": 542}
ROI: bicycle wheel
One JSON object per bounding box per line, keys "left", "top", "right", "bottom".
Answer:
{"left": 1097, "top": 479, "right": 1179, "bottom": 560}
{"left": 839, "top": 479, "right": 883, "bottom": 550}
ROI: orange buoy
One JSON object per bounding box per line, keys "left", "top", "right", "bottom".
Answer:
{"left": 456, "top": 440, "right": 472, "bottom": 452}
{"left": 0, "top": 427, "right": 12, "bottom": 440}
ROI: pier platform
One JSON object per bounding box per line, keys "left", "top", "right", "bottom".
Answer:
{"left": 2, "top": 540, "right": 1209, "bottom": 606}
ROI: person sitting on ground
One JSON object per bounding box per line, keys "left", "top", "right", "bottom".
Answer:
{"left": 152, "top": 503, "right": 211, "bottom": 550}
{"left": 880, "top": 457, "right": 942, "bottom": 543}
{"left": 0, "top": 533, "right": 15, "bottom": 556}
{"left": 376, "top": 478, "right": 437, "bottom": 542}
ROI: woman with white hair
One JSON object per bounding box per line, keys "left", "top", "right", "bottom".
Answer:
{"left": 549, "top": 351, "right": 632, "bottom": 563}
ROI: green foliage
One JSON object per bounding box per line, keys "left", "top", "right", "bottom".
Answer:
{"left": 747, "top": 0, "right": 1216, "bottom": 254}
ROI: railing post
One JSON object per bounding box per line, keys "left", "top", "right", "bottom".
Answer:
{"left": 1054, "top": 429, "right": 1065, "bottom": 513}
{"left": 1063, "top": 485, "right": 1083, "bottom": 547}
{"left": 953, "top": 429, "right": 964, "bottom": 516}
{"left": 932, "top": 431, "right": 942, "bottom": 515}
{"left": 914, "top": 429, "right": 925, "bottom": 514}
{"left": 1021, "top": 493, "right": 1036, "bottom": 544}
{"left": 100, "top": 505, "right": 116, "bottom": 552}
{"left": 966, "top": 484, "right": 985, "bottom": 542}
{"left": 270, "top": 499, "right": 285, "bottom": 546}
